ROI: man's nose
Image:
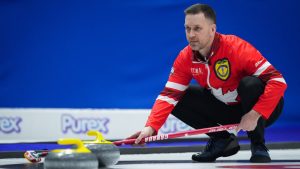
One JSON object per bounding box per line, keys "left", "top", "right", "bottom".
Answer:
{"left": 188, "top": 30, "right": 196, "bottom": 38}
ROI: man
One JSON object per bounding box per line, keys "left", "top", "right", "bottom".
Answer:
{"left": 129, "top": 4, "right": 287, "bottom": 163}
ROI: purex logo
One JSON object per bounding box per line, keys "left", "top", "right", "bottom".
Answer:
{"left": 0, "top": 116, "right": 22, "bottom": 133}
{"left": 160, "top": 117, "right": 192, "bottom": 134}
{"left": 61, "top": 114, "right": 109, "bottom": 134}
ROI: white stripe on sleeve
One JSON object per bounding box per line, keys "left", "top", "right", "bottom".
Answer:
{"left": 165, "top": 81, "right": 188, "bottom": 91}
{"left": 253, "top": 61, "right": 271, "bottom": 76}
{"left": 269, "top": 77, "right": 286, "bottom": 84}
{"left": 156, "top": 95, "right": 178, "bottom": 106}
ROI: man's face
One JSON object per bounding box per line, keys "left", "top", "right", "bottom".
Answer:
{"left": 184, "top": 13, "right": 216, "bottom": 51}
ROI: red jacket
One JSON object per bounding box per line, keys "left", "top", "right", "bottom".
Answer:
{"left": 146, "top": 33, "right": 287, "bottom": 132}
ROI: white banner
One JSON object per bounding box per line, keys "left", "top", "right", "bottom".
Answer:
{"left": 0, "top": 108, "right": 201, "bottom": 143}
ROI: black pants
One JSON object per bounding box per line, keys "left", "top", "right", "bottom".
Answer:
{"left": 171, "top": 76, "right": 284, "bottom": 144}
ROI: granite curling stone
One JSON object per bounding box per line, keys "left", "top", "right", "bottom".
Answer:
{"left": 84, "top": 130, "right": 120, "bottom": 167}
{"left": 44, "top": 138, "right": 98, "bottom": 169}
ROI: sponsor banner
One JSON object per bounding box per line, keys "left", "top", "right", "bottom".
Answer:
{"left": 0, "top": 116, "right": 22, "bottom": 134}
{"left": 0, "top": 108, "right": 205, "bottom": 143}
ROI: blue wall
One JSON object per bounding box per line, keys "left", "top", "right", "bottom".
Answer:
{"left": 1, "top": 1, "right": 299, "bottom": 125}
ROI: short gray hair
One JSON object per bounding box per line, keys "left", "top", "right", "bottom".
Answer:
{"left": 184, "top": 4, "right": 216, "bottom": 24}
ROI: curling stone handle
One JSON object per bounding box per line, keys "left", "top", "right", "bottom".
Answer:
{"left": 56, "top": 138, "right": 91, "bottom": 153}
{"left": 86, "top": 130, "right": 112, "bottom": 144}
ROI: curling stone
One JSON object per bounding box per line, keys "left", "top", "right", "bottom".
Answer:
{"left": 44, "top": 138, "right": 98, "bottom": 169}
{"left": 84, "top": 130, "right": 120, "bottom": 167}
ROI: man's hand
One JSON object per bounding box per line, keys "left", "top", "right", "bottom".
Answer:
{"left": 130, "top": 126, "right": 155, "bottom": 144}
{"left": 236, "top": 109, "right": 261, "bottom": 132}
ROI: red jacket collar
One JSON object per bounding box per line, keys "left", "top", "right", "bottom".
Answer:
{"left": 192, "top": 32, "right": 221, "bottom": 62}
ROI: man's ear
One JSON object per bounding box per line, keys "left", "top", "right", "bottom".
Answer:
{"left": 211, "top": 24, "right": 216, "bottom": 34}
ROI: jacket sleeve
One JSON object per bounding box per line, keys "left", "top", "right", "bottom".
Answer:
{"left": 238, "top": 41, "right": 287, "bottom": 119}
{"left": 145, "top": 50, "right": 193, "bottom": 132}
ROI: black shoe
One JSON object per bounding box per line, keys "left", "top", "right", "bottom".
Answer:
{"left": 192, "top": 134, "right": 240, "bottom": 162}
{"left": 250, "top": 142, "right": 271, "bottom": 163}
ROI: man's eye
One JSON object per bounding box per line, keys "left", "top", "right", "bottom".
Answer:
{"left": 194, "top": 27, "right": 201, "bottom": 31}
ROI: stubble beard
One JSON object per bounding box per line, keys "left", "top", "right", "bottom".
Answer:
{"left": 189, "top": 41, "right": 203, "bottom": 51}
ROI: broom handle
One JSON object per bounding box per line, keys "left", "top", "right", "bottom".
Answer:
{"left": 113, "top": 123, "right": 238, "bottom": 146}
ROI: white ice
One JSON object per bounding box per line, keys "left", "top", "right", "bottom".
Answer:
{"left": 0, "top": 149, "right": 299, "bottom": 169}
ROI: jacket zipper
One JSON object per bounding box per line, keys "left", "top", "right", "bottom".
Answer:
{"left": 205, "top": 64, "right": 211, "bottom": 90}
